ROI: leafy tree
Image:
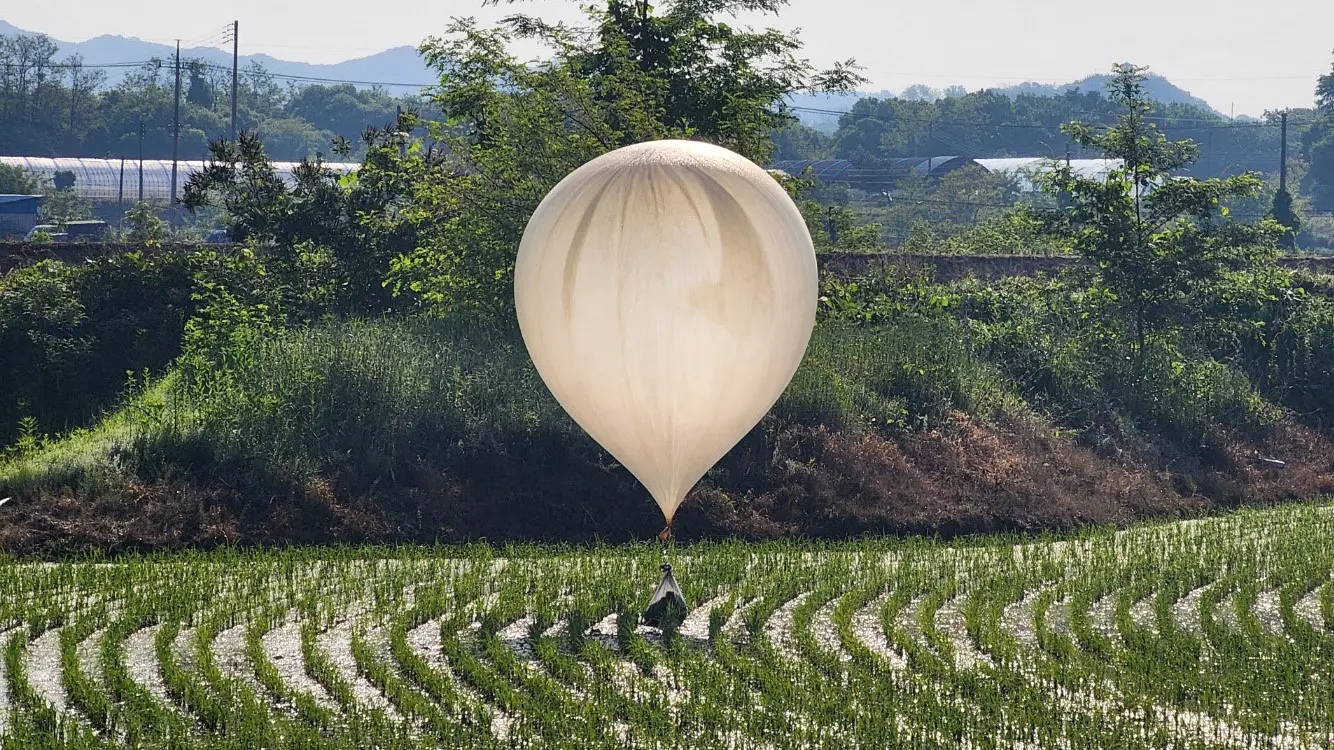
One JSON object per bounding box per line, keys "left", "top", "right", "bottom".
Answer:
{"left": 931, "top": 165, "right": 1019, "bottom": 224}
{"left": 829, "top": 86, "right": 1275, "bottom": 178}
{"left": 830, "top": 166, "right": 1019, "bottom": 248}
{"left": 185, "top": 60, "right": 214, "bottom": 109}
{"left": 284, "top": 84, "right": 402, "bottom": 144}
{"left": 901, "top": 84, "right": 940, "bottom": 102}
{"left": 382, "top": 0, "right": 862, "bottom": 317}
{"left": 1302, "top": 54, "right": 1334, "bottom": 213}
{"left": 1318, "top": 57, "right": 1334, "bottom": 113}
{"left": 0, "top": 34, "right": 63, "bottom": 151}
{"left": 0, "top": 33, "right": 423, "bottom": 162}
{"left": 1039, "top": 64, "right": 1281, "bottom": 367}
{"left": 184, "top": 124, "right": 422, "bottom": 316}
{"left": 252, "top": 117, "right": 330, "bottom": 160}
{"left": 123, "top": 201, "right": 170, "bottom": 246}
{"left": 0, "top": 164, "right": 40, "bottom": 194}
{"left": 189, "top": 0, "right": 861, "bottom": 319}
{"left": 800, "top": 202, "right": 883, "bottom": 251}
{"left": 240, "top": 61, "right": 286, "bottom": 121}
{"left": 771, "top": 120, "right": 833, "bottom": 161}
{"left": 1301, "top": 131, "right": 1334, "bottom": 211}
{"left": 1271, "top": 187, "right": 1301, "bottom": 250}
{"left": 38, "top": 189, "right": 92, "bottom": 226}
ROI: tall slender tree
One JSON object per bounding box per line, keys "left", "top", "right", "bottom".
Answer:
{"left": 1041, "top": 64, "right": 1280, "bottom": 369}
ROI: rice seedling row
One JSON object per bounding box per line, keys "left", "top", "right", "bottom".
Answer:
{"left": 2, "top": 503, "right": 1332, "bottom": 748}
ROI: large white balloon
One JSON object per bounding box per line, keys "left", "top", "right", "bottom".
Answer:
{"left": 515, "top": 139, "right": 818, "bottom": 524}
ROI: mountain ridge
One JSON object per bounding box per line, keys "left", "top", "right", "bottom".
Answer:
{"left": 787, "top": 74, "right": 1226, "bottom": 133}
{"left": 0, "top": 20, "right": 434, "bottom": 91}
{"left": 3, "top": 20, "right": 1227, "bottom": 126}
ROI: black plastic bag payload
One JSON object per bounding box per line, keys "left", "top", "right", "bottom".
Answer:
{"left": 642, "top": 563, "right": 688, "bottom": 630}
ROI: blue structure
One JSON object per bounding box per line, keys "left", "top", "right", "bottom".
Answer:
{"left": 0, "top": 195, "right": 44, "bottom": 238}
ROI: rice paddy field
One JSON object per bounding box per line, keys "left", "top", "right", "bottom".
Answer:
{"left": 2, "top": 502, "right": 1333, "bottom": 749}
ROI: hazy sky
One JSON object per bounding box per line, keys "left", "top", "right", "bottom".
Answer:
{"left": 8, "top": 0, "right": 1331, "bottom": 116}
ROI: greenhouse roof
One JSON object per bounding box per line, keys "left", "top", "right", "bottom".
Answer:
{"left": 0, "top": 157, "right": 360, "bottom": 204}
{"left": 768, "top": 156, "right": 973, "bottom": 183}
{"left": 974, "top": 157, "right": 1123, "bottom": 180}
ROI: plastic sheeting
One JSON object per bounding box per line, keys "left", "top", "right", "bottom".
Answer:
{"left": 974, "top": 157, "right": 1124, "bottom": 192}
{"left": 515, "top": 140, "right": 818, "bottom": 524}
{"left": 0, "top": 157, "right": 359, "bottom": 204}
{"left": 642, "top": 563, "right": 687, "bottom": 630}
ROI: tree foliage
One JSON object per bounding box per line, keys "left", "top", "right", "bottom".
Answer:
{"left": 827, "top": 87, "right": 1280, "bottom": 181}
{"left": 38, "top": 188, "right": 92, "bottom": 226}
{"left": 1038, "top": 64, "right": 1281, "bottom": 369}
{"left": 0, "top": 33, "right": 426, "bottom": 161}
{"left": 1318, "top": 58, "right": 1334, "bottom": 114}
{"left": 1299, "top": 53, "right": 1334, "bottom": 216}
{"left": 0, "top": 163, "right": 41, "bottom": 194}
{"left": 378, "top": 0, "right": 861, "bottom": 316}
{"left": 1271, "top": 187, "right": 1301, "bottom": 250}
{"left": 123, "top": 201, "right": 169, "bottom": 247}
{"left": 182, "top": 0, "right": 860, "bottom": 324}
{"left": 183, "top": 125, "right": 423, "bottom": 317}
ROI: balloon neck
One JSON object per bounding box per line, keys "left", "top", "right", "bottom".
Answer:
{"left": 657, "top": 522, "right": 673, "bottom": 543}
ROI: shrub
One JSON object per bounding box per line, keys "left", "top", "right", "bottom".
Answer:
{"left": 123, "top": 201, "right": 170, "bottom": 247}
{"left": 780, "top": 320, "right": 1014, "bottom": 434}
{"left": 174, "top": 316, "right": 562, "bottom": 481}
{"left": 1244, "top": 292, "right": 1334, "bottom": 427}
{"left": 0, "top": 254, "right": 195, "bottom": 447}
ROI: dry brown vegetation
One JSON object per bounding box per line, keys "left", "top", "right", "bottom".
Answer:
{"left": 5, "top": 412, "right": 1331, "bottom": 557}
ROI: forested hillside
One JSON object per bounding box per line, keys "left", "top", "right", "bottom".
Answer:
{"left": 0, "top": 32, "right": 430, "bottom": 161}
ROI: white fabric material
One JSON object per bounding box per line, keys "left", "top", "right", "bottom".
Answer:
{"left": 515, "top": 140, "right": 818, "bottom": 523}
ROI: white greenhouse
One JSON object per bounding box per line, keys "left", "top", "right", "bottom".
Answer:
{"left": 0, "top": 157, "right": 360, "bottom": 205}
{"left": 973, "top": 157, "right": 1124, "bottom": 192}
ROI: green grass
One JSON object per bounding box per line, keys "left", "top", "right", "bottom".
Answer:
{"left": 1, "top": 314, "right": 1022, "bottom": 498}
{"left": 0, "top": 503, "right": 1331, "bottom": 748}
{"left": 0, "top": 374, "right": 191, "bottom": 497}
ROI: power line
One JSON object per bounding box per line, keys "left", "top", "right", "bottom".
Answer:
{"left": 18, "top": 61, "right": 160, "bottom": 70}
{"left": 196, "top": 63, "right": 431, "bottom": 88}
{"left": 75, "top": 59, "right": 434, "bottom": 89}
{"left": 787, "top": 105, "right": 1286, "bottom": 130}
{"left": 182, "top": 24, "right": 234, "bottom": 49}
{"left": 4, "top": 60, "right": 1318, "bottom": 120}
{"left": 5, "top": 58, "right": 433, "bottom": 92}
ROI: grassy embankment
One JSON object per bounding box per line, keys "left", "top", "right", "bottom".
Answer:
{"left": 5, "top": 258, "right": 1334, "bottom": 554}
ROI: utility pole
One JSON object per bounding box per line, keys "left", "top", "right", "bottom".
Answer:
{"left": 1059, "top": 151, "right": 1072, "bottom": 211}
{"left": 1280, "top": 111, "right": 1289, "bottom": 193}
{"left": 138, "top": 120, "right": 145, "bottom": 203}
{"left": 397, "top": 104, "right": 406, "bottom": 158}
{"left": 230, "top": 20, "right": 239, "bottom": 141}
{"left": 171, "top": 40, "right": 181, "bottom": 215}
{"left": 1207, "top": 128, "right": 1214, "bottom": 177}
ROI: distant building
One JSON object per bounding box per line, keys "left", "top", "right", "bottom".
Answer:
{"left": 768, "top": 157, "right": 976, "bottom": 187}
{"left": 0, "top": 194, "right": 45, "bottom": 238}
{"left": 973, "top": 157, "right": 1124, "bottom": 192}
{"left": 766, "top": 156, "right": 1129, "bottom": 194}
{"left": 0, "top": 157, "right": 360, "bottom": 206}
